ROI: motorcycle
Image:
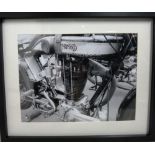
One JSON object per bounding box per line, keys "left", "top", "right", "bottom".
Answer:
{"left": 18, "top": 33, "right": 137, "bottom": 122}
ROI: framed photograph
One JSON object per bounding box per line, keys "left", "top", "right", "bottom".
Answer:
{"left": 0, "top": 13, "right": 155, "bottom": 142}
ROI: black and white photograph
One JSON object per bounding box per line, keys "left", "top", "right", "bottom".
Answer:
{"left": 18, "top": 33, "right": 137, "bottom": 122}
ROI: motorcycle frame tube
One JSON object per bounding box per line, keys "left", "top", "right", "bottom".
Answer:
{"left": 0, "top": 12, "right": 155, "bottom": 142}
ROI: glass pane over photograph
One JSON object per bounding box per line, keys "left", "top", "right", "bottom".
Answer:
{"left": 18, "top": 33, "right": 137, "bottom": 122}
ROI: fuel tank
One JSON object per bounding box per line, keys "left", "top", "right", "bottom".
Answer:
{"left": 60, "top": 35, "right": 123, "bottom": 57}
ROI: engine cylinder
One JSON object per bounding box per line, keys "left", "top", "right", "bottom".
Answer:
{"left": 63, "top": 56, "right": 89, "bottom": 101}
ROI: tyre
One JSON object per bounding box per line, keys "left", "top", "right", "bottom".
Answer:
{"left": 117, "top": 88, "right": 136, "bottom": 120}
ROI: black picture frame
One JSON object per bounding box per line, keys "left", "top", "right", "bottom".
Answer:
{"left": 0, "top": 12, "right": 155, "bottom": 142}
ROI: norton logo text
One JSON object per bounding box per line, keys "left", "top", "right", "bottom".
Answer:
{"left": 61, "top": 43, "right": 77, "bottom": 52}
